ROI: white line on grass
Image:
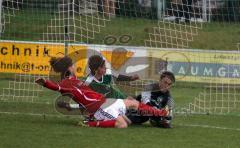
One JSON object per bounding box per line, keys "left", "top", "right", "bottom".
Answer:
{"left": 177, "top": 123, "right": 240, "bottom": 132}
{"left": 1, "top": 112, "right": 240, "bottom": 132}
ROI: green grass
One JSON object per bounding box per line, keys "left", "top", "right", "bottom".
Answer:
{"left": 1, "top": 76, "right": 240, "bottom": 147}
{"left": 86, "top": 17, "right": 157, "bottom": 46}
{"left": 191, "top": 23, "right": 240, "bottom": 50}
{"left": 2, "top": 9, "right": 55, "bottom": 41}
{"left": 0, "top": 113, "right": 240, "bottom": 148}
{"left": 172, "top": 85, "right": 203, "bottom": 108}
{"left": 1, "top": 8, "right": 240, "bottom": 148}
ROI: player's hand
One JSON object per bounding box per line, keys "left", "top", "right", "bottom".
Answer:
{"left": 163, "top": 106, "right": 171, "bottom": 117}
{"left": 35, "top": 78, "right": 45, "bottom": 86}
{"left": 131, "top": 74, "right": 140, "bottom": 81}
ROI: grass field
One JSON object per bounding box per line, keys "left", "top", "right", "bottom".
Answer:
{"left": 1, "top": 113, "right": 240, "bottom": 148}
{"left": 1, "top": 76, "right": 240, "bottom": 148}
{"left": 1, "top": 7, "right": 240, "bottom": 148}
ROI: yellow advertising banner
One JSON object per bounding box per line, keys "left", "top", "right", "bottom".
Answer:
{"left": 148, "top": 48, "right": 240, "bottom": 84}
{"left": 0, "top": 41, "right": 87, "bottom": 76}
{"left": 101, "top": 50, "right": 134, "bottom": 70}
{"left": 2, "top": 41, "right": 240, "bottom": 84}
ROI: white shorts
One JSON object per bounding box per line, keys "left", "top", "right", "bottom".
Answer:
{"left": 94, "top": 99, "right": 126, "bottom": 121}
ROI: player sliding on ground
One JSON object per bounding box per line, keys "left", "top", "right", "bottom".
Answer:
{"left": 61, "top": 54, "right": 139, "bottom": 111}
{"left": 35, "top": 56, "right": 169, "bottom": 128}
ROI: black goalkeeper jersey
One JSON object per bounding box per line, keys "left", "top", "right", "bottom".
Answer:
{"left": 127, "top": 83, "right": 174, "bottom": 124}
{"left": 136, "top": 83, "right": 174, "bottom": 109}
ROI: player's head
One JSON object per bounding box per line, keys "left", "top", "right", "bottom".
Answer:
{"left": 159, "top": 71, "right": 175, "bottom": 92}
{"left": 50, "top": 56, "right": 75, "bottom": 79}
{"left": 88, "top": 55, "right": 106, "bottom": 76}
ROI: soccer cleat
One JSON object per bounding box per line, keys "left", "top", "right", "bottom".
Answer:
{"left": 165, "top": 109, "right": 170, "bottom": 117}
{"left": 57, "top": 101, "right": 72, "bottom": 111}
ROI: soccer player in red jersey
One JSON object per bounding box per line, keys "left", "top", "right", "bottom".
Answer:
{"left": 35, "top": 56, "right": 168, "bottom": 128}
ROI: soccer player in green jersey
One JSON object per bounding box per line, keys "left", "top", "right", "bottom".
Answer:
{"left": 84, "top": 55, "right": 139, "bottom": 98}
{"left": 58, "top": 54, "right": 139, "bottom": 111}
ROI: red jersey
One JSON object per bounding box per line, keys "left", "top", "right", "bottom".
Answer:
{"left": 43, "top": 76, "right": 106, "bottom": 113}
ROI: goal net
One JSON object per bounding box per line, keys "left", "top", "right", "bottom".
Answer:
{"left": 0, "top": 0, "right": 240, "bottom": 116}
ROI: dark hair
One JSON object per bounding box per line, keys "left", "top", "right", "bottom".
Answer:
{"left": 88, "top": 55, "right": 105, "bottom": 75}
{"left": 49, "top": 56, "right": 73, "bottom": 79}
{"left": 160, "top": 71, "right": 175, "bottom": 83}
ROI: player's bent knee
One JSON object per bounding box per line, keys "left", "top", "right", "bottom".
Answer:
{"left": 117, "top": 122, "right": 128, "bottom": 128}
{"left": 115, "top": 120, "right": 128, "bottom": 128}
{"left": 115, "top": 117, "right": 128, "bottom": 128}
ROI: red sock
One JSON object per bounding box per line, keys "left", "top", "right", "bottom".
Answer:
{"left": 138, "top": 103, "right": 168, "bottom": 117}
{"left": 87, "top": 120, "right": 116, "bottom": 128}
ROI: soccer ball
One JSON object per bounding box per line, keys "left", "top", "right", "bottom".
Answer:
{"left": 149, "top": 117, "right": 172, "bottom": 128}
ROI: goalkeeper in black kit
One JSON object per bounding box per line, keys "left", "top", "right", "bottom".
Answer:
{"left": 127, "top": 71, "right": 175, "bottom": 128}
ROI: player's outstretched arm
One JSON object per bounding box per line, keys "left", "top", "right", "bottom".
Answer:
{"left": 35, "top": 78, "right": 60, "bottom": 91}
{"left": 117, "top": 74, "right": 140, "bottom": 81}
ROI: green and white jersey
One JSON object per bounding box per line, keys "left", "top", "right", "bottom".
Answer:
{"left": 85, "top": 74, "right": 127, "bottom": 99}
{"left": 84, "top": 74, "right": 113, "bottom": 85}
